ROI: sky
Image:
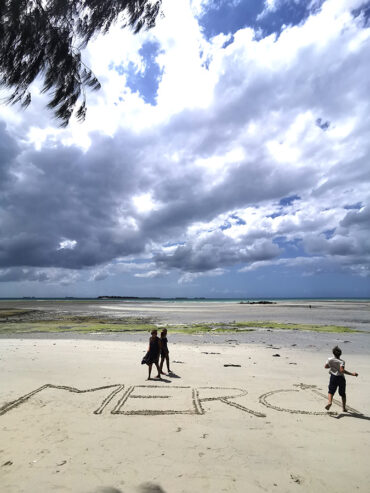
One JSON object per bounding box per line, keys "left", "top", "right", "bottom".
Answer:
{"left": 0, "top": 0, "right": 370, "bottom": 299}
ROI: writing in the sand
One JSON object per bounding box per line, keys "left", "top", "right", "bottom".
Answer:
{"left": 1, "top": 383, "right": 355, "bottom": 418}
{"left": 0, "top": 384, "right": 265, "bottom": 417}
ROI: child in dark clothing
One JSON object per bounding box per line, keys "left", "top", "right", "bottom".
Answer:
{"left": 159, "top": 328, "right": 171, "bottom": 375}
{"left": 324, "top": 345, "right": 358, "bottom": 411}
{"left": 145, "top": 329, "right": 161, "bottom": 380}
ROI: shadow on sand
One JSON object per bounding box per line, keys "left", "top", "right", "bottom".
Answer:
{"left": 167, "top": 371, "right": 181, "bottom": 379}
{"left": 332, "top": 411, "right": 370, "bottom": 421}
{"left": 147, "top": 376, "right": 172, "bottom": 383}
{"left": 138, "top": 483, "right": 166, "bottom": 493}
{"left": 93, "top": 483, "right": 166, "bottom": 493}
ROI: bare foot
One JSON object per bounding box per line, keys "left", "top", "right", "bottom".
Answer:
{"left": 147, "top": 377, "right": 152, "bottom": 380}
{"left": 343, "top": 408, "right": 348, "bottom": 412}
{"left": 155, "top": 375, "right": 161, "bottom": 379}
{"left": 325, "top": 403, "right": 332, "bottom": 410}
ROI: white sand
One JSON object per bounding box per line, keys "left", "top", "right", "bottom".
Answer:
{"left": 0, "top": 337, "right": 369, "bottom": 493}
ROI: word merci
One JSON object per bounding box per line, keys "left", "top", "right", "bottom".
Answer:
{"left": 0, "top": 383, "right": 358, "bottom": 418}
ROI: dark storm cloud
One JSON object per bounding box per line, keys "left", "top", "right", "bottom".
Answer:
{"left": 0, "top": 267, "right": 48, "bottom": 282}
{"left": 0, "top": 121, "right": 19, "bottom": 185}
{"left": 340, "top": 205, "right": 370, "bottom": 228}
{"left": 0, "top": 110, "right": 307, "bottom": 276}
{"left": 0, "top": 125, "right": 154, "bottom": 269}
{"left": 143, "top": 157, "right": 314, "bottom": 243}
{"left": 155, "top": 232, "right": 280, "bottom": 273}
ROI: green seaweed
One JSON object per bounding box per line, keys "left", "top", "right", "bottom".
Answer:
{"left": 0, "top": 318, "right": 360, "bottom": 335}
{"left": 0, "top": 321, "right": 158, "bottom": 334}
{"left": 0, "top": 309, "right": 37, "bottom": 318}
{"left": 232, "top": 321, "right": 356, "bottom": 332}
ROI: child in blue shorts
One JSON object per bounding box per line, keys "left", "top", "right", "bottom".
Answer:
{"left": 324, "top": 346, "right": 358, "bottom": 412}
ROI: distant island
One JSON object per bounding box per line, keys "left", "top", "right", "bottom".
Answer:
{"left": 97, "top": 296, "right": 161, "bottom": 300}
{"left": 96, "top": 296, "right": 208, "bottom": 300}
{"left": 239, "top": 300, "right": 276, "bottom": 304}
{"left": 96, "top": 297, "right": 275, "bottom": 303}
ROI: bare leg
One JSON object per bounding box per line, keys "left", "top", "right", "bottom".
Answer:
{"left": 325, "top": 393, "right": 333, "bottom": 410}
{"left": 166, "top": 354, "right": 170, "bottom": 373}
{"left": 342, "top": 396, "right": 347, "bottom": 412}
{"left": 148, "top": 363, "right": 153, "bottom": 380}
{"left": 154, "top": 361, "right": 161, "bottom": 378}
{"left": 159, "top": 356, "right": 165, "bottom": 374}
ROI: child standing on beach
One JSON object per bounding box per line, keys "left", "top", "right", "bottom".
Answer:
{"left": 324, "top": 345, "right": 358, "bottom": 412}
{"left": 159, "top": 328, "right": 171, "bottom": 375}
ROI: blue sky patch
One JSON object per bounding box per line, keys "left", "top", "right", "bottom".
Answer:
{"left": 352, "top": 1, "right": 370, "bottom": 26}
{"left": 220, "top": 221, "right": 232, "bottom": 230}
{"left": 230, "top": 213, "right": 246, "bottom": 225}
{"left": 124, "top": 41, "right": 163, "bottom": 105}
{"left": 323, "top": 228, "right": 336, "bottom": 239}
{"left": 273, "top": 236, "right": 304, "bottom": 258}
{"left": 279, "top": 194, "right": 300, "bottom": 206}
{"left": 344, "top": 202, "right": 362, "bottom": 210}
{"left": 198, "top": 0, "right": 326, "bottom": 40}
{"left": 220, "top": 213, "right": 246, "bottom": 230}
{"left": 267, "top": 211, "right": 284, "bottom": 219}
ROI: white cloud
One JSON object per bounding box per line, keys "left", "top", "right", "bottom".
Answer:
{"left": 58, "top": 239, "right": 77, "bottom": 250}
{"left": 1, "top": 0, "right": 369, "bottom": 295}
{"left": 178, "top": 268, "right": 226, "bottom": 284}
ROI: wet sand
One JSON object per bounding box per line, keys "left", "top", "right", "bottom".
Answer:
{"left": 1, "top": 298, "right": 370, "bottom": 328}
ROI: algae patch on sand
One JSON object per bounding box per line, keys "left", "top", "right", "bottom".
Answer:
{"left": 163, "top": 321, "right": 358, "bottom": 334}
{"left": 232, "top": 321, "right": 357, "bottom": 333}
{"left": 0, "top": 310, "right": 360, "bottom": 335}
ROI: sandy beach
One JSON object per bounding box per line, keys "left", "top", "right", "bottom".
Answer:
{"left": 0, "top": 300, "right": 369, "bottom": 492}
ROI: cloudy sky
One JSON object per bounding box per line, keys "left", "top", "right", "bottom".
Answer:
{"left": 1, "top": 0, "right": 370, "bottom": 298}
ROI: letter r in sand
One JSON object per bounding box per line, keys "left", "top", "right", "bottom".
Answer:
{"left": 111, "top": 385, "right": 199, "bottom": 415}
{"left": 110, "top": 386, "right": 265, "bottom": 417}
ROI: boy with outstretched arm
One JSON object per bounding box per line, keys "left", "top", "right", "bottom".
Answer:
{"left": 324, "top": 345, "right": 358, "bottom": 412}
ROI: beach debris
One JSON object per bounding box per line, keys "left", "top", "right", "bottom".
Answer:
{"left": 290, "top": 474, "right": 302, "bottom": 484}
{"left": 173, "top": 360, "right": 184, "bottom": 364}
{"left": 272, "top": 354, "right": 281, "bottom": 357}
{"left": 201, "top": 352, "right": 220, "bottom": 354}
{"left": 57, "top": 460, "right": 67, "bottom": 466}
{"left": 224, "top": 364, "right": 241, "bottom": 367}
{"left": 2, "top": 461, "right": 13, "bottom": 466}
{"left": 289, "top": 362, "right": 297, "bottom": 365}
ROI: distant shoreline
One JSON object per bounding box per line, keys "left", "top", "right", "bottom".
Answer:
{"left": 1, "top": 297, "right": 369, "bottom": 302}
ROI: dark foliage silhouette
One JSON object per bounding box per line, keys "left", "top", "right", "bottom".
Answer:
{"left": 0, "top": 0, "right": 162, "bottom": 126}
